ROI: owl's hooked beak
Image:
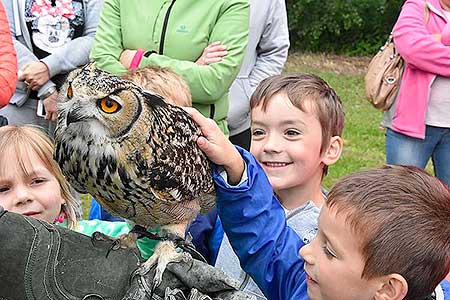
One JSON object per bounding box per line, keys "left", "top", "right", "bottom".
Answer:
{"left": 66, "top": 109, "right": 87, "bottom": 126}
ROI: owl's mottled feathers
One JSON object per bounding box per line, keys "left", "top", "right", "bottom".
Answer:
{"left": 54, "top": 63, "right": 215, "bottom": 227}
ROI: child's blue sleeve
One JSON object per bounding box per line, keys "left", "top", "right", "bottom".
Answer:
{"left": 88, "top": 198, "right": 102, "bottom": 220}
{"left": 208, "top": 216, "right": 224, "bottom": 265}
{"left": 213, "top": 147, "right": 308, "bottom": 300}
{"left": 187, "top": 207, "right": 221, "bottom": 264}
{"left": 440, "top": 279, "right": 450, "bottom": 299}
{"left": 88, "top": 198, "right": 123, "bottom": 222}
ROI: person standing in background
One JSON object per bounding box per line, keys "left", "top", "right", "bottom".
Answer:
{"left": 90, "top": 0, "right": 249, "bottom": 135}
{"left": 0, "top": 0, "right": 17, "bottom": 112}
{"left": 382, "top": 0, "right": 450, "bottom": 187}
{"left": 228, "top": 0, "right": 290, "bottom": 150}
{"left": 1, "top": 0, "right": 103, "bottom": 136}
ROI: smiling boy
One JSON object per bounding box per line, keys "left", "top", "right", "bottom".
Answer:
{"left": 184, "top": 105, "right": 450, "bottom": 300}
{"left": 249, "top": 74, "right": 343, "bottom": 210}
{"left": 191, "top": 74, "right": 344, "bottom": 298}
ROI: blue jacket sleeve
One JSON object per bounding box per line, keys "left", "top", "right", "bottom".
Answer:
{"left": 213, "top": 147, "right": 308, "bottom": 300}
{"left": 187, "top": 206, "right": 220, "bottom": 264}
{"left": 88, "top": 198, "right": 123, "bottom": 222}
{"left": 441, "top": 279, "right": 450, "bottom": 299}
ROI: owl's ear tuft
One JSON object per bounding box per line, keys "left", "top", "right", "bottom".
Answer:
{"left": 142, "top": 90, "right": 167, "bottom": 108}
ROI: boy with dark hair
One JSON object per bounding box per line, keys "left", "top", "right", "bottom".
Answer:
{"left": 301, "top": 165, "right": 450, "bottom": 300}
{"left": 185, "top": 106, "right": 450, "bottom": 300}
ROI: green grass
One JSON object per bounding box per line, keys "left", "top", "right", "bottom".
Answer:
{"left": 81, "top": 194, "right": 91, "bottom": 219}
{"left": 283, "top": 54, "right": 386, "bottom": 189}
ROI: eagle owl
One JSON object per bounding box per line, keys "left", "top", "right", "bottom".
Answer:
{"left": 54, "top": 62, "right": 215, "bottom": 235}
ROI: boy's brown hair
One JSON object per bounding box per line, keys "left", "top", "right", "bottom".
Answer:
{"left": 122, "top": 66, "right": 192, "bottom": 107}
{"left": 327, "top": 165, "right": 450, "bottom": 300}
{"left": 250, "top": 73, "right": 344, "bottom": 155}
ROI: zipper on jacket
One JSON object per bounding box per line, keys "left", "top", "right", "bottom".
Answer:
{"left": 159, "top": 0, "right": 177, "bottom": 54}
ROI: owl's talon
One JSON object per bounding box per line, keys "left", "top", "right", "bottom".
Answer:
{"left": 136, "top": 263, "right": 153, "bottom": 276}
{"left": 91, "top": 231, "right": 114, "bottom": 243}
{"left": 104, "top": 239, "right": 118, "bottom": 258}
{"left": 152, "top": 275, "right": 162, "bottom": 292}
{"left": 142, "top": 240, "right": 187, "bottom": 289}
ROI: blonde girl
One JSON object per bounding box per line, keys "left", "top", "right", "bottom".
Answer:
{"left": 0, "top": 125, "right": 158, "bottom": 258}
{"left": 0, "top": 125, "right": 78, "bottom": 228}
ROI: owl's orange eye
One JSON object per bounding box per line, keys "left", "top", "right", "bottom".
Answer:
{"left": 67, "top": 84, "right": 73, "bottom": 99}
{"left": 98, "top": 97, "right": 121, "bottom": 114}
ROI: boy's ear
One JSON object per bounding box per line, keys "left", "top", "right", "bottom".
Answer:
{"left": 321, "top": 136, "right": 343, "bottom": 166}
{"left": 374, "top": 274, "right": 408, "bottom": 300}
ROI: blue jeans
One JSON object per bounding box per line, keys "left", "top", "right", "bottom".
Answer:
{"left": 386, "top": 126, "right": 450, "bottom": 187}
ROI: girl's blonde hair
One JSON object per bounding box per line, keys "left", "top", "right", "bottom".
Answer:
{"left": 0, "top": 125, "right": 78, "bottom": 228}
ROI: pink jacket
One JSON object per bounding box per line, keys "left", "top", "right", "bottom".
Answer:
{"left": 393, "top": 0, "right": 450, "bottom": 138}
{"left": 0, "top": 1, "right": 17, "bottom": 108}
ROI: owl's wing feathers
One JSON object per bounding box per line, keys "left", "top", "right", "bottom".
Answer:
{"left": 141, "top": 96, "right": 215, "bottom": 212}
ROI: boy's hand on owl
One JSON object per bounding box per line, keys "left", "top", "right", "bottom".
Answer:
{"left": 183, "top": 107, "right": 244, "bottom": 185}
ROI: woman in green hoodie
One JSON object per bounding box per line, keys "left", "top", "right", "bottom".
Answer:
{"left": 90, "top": 0, "right": 249, "bottom": 135}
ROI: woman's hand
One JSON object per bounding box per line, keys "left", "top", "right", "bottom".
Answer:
{"left": 43, "top": 91, "right": 58, "bottom": 121}
{"left": 18, "top": 62, "right": 50, "bottom": 91}
{"left": 120, "top": 49, "right": 137, "bottom": 69}
{"left": 196, "top": 42, "right": 228, "bottom": 65}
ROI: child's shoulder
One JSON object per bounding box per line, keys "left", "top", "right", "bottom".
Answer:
{"left": 286, "top": 201, "right": 320, "bottom": 244}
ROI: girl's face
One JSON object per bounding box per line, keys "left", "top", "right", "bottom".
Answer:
{"left": 0, "top": 150, "right": 65, "bottom": 223}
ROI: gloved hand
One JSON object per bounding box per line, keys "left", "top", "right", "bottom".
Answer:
{"left": 0, "top": 115, "right": 8, "bottom": 127}
{"left": 123, "top": 253, "right": 255, "bottom": 300}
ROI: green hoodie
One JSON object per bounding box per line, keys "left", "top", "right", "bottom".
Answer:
{"left": 90, "top": 0, "right": 249, "bottom": 134}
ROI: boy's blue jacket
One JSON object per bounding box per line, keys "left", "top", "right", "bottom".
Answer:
{"left": 213, "top": 147, "right": 450, "bottom": 300}
{"left": 213, "top": 148, "right": 308, "bottom": 300}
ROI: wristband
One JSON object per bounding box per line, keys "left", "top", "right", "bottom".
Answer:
{"left": 129, "top": 50, "right": 146, "bottom": 70}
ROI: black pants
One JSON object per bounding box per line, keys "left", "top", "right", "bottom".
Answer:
{"left": 229, "top": 128, "right": 251, "bottom": 151}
